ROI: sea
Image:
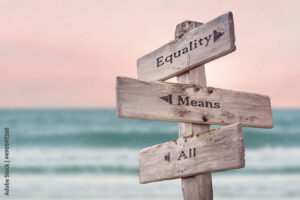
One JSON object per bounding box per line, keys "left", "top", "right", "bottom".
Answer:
{"left": 0, "top": 108, "right": 299, "bottom": 200}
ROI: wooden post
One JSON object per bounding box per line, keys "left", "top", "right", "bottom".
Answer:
{"left": 116, "top": 12, "right": 274, "bottom": 199}
{"left": 176, "top": 21, "right": 213, "bottom": 200}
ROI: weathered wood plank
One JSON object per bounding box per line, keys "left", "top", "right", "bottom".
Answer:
{"left": 181, "top": 174, "right": 213, "bottom": 200}
{"left": 116, "top": 76, "right": 273, "bottom": 128}
{"left": 137, "top": 12, "right": 236, "bottom": 82}
{"left": 139, "top": 124, "right": 245, "bottom": 184}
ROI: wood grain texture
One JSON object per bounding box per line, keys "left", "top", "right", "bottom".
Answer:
{"left": 116, "top": 76, "right": 273, "bottom": 128}
{"left": 137, "top": 12, "right": 236, "bottom": 82}
{"left": 139, "top": 124, "right": 245, "bottom": 184}
{"left": 175, "top": 20, "right": 203, "bottom": 40}
{"left": 178, "top": 67, "right": 213, "bottom": 200}
{"left": 181, "top": 173, "right": 213, "bottom": 200}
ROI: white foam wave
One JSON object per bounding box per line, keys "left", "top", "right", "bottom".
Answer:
{"left": 9, "top": 146, "right": 300, "bottom": 172}
{"left": 8, "top": 174, "right": 300, "bottom": 200}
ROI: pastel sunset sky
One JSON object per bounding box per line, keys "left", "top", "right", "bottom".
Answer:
{"left": 1, "top": 0, "right": 299, "bottom": 108}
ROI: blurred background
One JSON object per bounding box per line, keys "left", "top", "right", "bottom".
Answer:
{"left": 0, "top": 0, "right": 300, "bottom": 199}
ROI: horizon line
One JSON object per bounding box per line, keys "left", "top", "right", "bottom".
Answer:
{"left": 0, "top": 107, "right": 299, "bottom": 110}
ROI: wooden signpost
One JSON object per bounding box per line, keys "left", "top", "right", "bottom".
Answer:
{"left": 115, "top": 11, "right": 273, "bottom": 200}
{"left": 117, "top": 77, "right": 273, "bottom": 128}
{"left": 137, "top": 12, "right": 235, "bottom": 82}
{"left": 139, "top": 124, "right": 245, "bottom": 184}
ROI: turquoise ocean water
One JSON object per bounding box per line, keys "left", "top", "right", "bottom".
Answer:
{"left": 0, "top": 108, "right": 299, "bottom": 199}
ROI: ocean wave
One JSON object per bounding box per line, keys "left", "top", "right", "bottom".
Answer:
{"left": 5, "top": 165, "right": 300, "bottom": 176}
{"left": 5, "top": 146, "right": 300, "bottom": 175}
{"left": 6, "top": 128, "right": 300, "bottom": 149}
{"left": 6, "top": 165, "right": 138, "bottom": 175}
{"left": 0, "top": 109, "right": 299, "bottom": 148}
{"left": 9, "top": 174, "right": 300, "bottom": 200}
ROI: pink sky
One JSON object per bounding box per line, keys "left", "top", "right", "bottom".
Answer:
{"left": 1, "top": 0, "right": 299, "bottom": 108}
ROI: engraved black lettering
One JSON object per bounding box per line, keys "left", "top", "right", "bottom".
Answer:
{"left": 214, "top": 103, "right": 220, "bottom": 108}
{"left": 191, "top": 100, "right": 197, "bottom": 106}
{"left": 182, "top": 47, "right": 188, "bottom": 54}
{"left": 198, "top": 38, "right": 203, "bottom": 46}
{"left": 156, "top": 56, "right": 164, "bottom": 67}
{"left": 198, "top": 101, "right": 204, "bottom": 107}
{"left": 205, "top": 101, "right": 213, "bottom": 108}
{"left": 204, "top": 34, "right": 212, "bottom": 46}
{"left": 194, "top": 40, "right": 198, "bottom": 49}
{"left": 173, "top": 50, "right": 181, "bottom": 58}
{"left": 165, "top": 54, "right": 173, "bottom": 64}
{"left": 154, "top": 31, "right": 218, "bottom": 67}
{"left": 178, "top": 96, "right": 189, "bottom": 106}
{"left": 177, "top": 96, "right": 220, "bottom": 109}
{"left": 178, "top": 151, "right": 188, "bottom": 160}
{"left": 188, "top": 148, "right": 196, "bottom": 158}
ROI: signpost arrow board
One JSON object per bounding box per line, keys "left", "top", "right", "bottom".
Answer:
{"left": 139, "top": 124, "right": 245, "bottom": 184}
{"left": 116, "top": 77, "right": 273, "bottom": 128}
{"left": 137, "top": 12, "right": 236, "bottom": 82}
{"left": 115, "top": 12, "right": 274, "bottom": 200}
